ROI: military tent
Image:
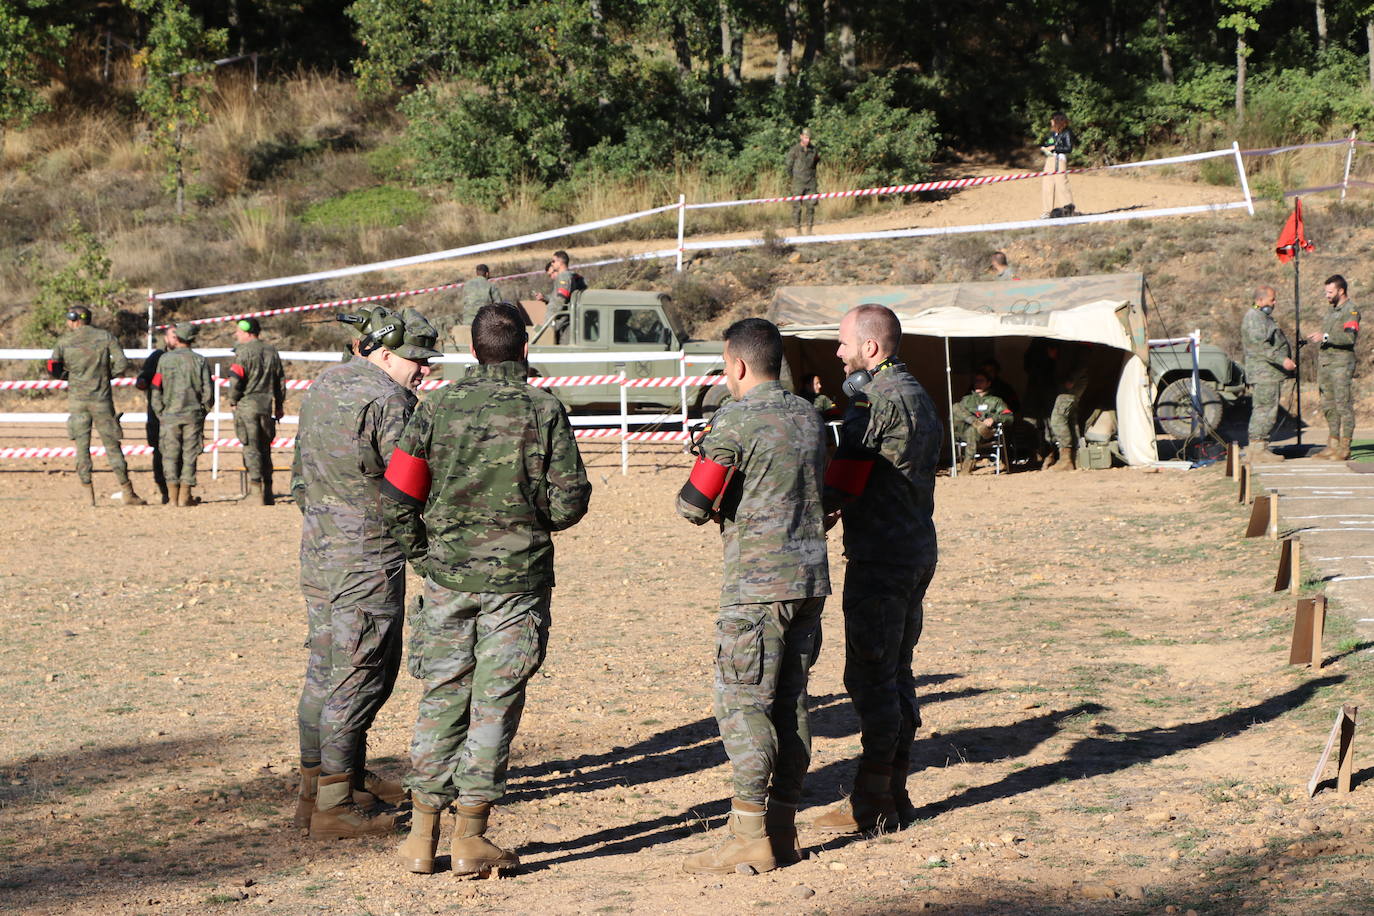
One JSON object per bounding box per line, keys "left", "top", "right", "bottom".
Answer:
{"left": 770, "top": 273, "right": 1159, "bottom": 467}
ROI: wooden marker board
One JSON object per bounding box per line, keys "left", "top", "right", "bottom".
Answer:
{"left": 1289, "top": 594, "right": 1327, "bottom": 668}
{"left": 1307, "top": 705, "right": 1358, "bottom": 798}
{"left": 1225, "top": 441, "right": 1240, "bottom": 477}
{"left": 1238, "top": 464, "right": 1252, "bottom": 505}
{"left": 1274, "top": 538, "right": 1301, "bottom": 594}
{"left": 1245, "top": 493, "right": 1277, "bottom": 538}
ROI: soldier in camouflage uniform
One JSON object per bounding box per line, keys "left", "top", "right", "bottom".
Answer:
{"left": 227, "top": 318, "right": 286, "bottom": 505}
{"left": 290, "top": 305, "right": 442, "bottom": 840}
{"left": 1242, "top": 286, "right": 1295, "bottom": 463}
{"left": 815, "top": 303, "right": 941, "bottom": 834}
{"left": 533, "top": 251, "right": 583, "bottom": 344}
{"left": 784, "top": 128, "right": 819, "bottom": 234}
{"left": 135, "top": 346, "right": 169, "bottom": 503}
{"left": 952, "top": 372, "right": 1014, "bottom": 475}
{"left": 1306, "top": 275, "right": 1360, "bottom": 460}
{"left": 48, "top": 306, "right": 146, "bottom": 507}
{"left": 1044, "top": 343, "right": 1088, "bottom": 472}
{"left": 150, "top": 322, "right": 213, "bottom": 507}
{"left": 382, "top": 303, "right": 591, "bottom": 875}
{"left": 674, "top": 317, "right": 829, "bottom": 876}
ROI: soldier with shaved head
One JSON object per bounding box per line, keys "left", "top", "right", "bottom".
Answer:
{"left": 1242, "top": 285, "right": 1295, "bottom": 462}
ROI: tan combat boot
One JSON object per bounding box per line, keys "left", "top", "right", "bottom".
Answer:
{"left": 167, "top": 484, "right": 182, "bottom": 507}
{"left": 178, "top": 485, "right": 194, "bottom": 507}
{"left": 958, "top": 451, "right": 975, "bottom": 476}
{"left": 397, "top": 800, "right": 442, "bottom": 874}
{"left": 451, "top": 803, "right": 520, "bottom": 876}
{"left": 764, "top": 799, "right": 803, "bottom": 866}
{"left": 78, "top": 481, "right": 95, "bottom": 506}
{"left": 1337, "top": 437, "right": 1353, "bottom": 461}
{"left": 1312, "top": 436, "right": 1337, "bottom": 459}
{"left": 120, "top": 481, "right": 147, "bottom": 506}
{"left": 683, "top": 801, "right": 775, "bottom": 875}
{"left": 1050, "top": 446, "right": 1075, "bottom": 471}
{"left": 354, "top": 770, "right": 408, "bottom": 808}
{"left": 812, "top": 763, "right": 899, "bottom": 834}
{"left": 309, "top": 772, "right": 398, "bottom": 840}
{"left": 247, "top": 481, "right": 264, "bottom": 505}
{"left": 293, "top": 764, "right": 320, "bottom": 833}
{"left": 1040, "top": 448, "right": 1058, "bottom": 470}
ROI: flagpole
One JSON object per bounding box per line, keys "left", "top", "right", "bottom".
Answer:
{"left": 1293, "top": 201, "right": 1303, "bottom": 449}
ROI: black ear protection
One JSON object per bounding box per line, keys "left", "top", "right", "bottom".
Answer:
{"left": 841, "top": 357, "right": 897, "bottom": 400}
{"left": 357, "top": 306, "right": 406, "bottom": 357}
{"left": 67, "top": 306, "right": 92, "bottom": 323}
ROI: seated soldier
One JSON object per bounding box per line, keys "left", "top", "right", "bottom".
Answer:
{"left": 952, "top": 372, "right": 1014, "bottom": 474}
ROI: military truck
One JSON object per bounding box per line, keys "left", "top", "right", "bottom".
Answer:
{"left": 524, "top": 288, "right": 728, "bottom": 416}
{"left": 1149, "top": 341, "right": 1247, "bottom": 437}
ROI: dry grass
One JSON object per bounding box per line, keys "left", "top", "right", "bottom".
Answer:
{"left": 225, "top": 196, "right": 291, "bottom": 261}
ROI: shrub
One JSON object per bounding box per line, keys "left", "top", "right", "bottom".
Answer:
{"left": 300, "top": 185, "right": 430, "bottom": 229}
{"left": 24, "top": 219, "right": 123, "bottom": 344}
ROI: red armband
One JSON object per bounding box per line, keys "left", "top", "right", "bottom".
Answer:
{"left": 824, "top": 457, "right": 874, "bottom": 499}
{"left": 679, "top": 454, "right": 734, "bottom": 512}
{"left": 381, "top": 448, "right": 432, "bottom": 508}
{"left": 1344, "top": 320, "right": 1360, "bottom": 332}
{"left": 151, "top": 372, "right": 163, "bottom": 388}
{"left": 557, "top": 286, "right": 571, "bottom": 299}
{"left": 46, "top": 359, "right": 63, "bottom": 378}
{"left": 229, "top": 363, "right": 246, "bottom": 379}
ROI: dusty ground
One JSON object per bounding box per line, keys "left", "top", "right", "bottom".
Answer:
{"left": 2, "top": 446, "right": 1372, "bottom": 915}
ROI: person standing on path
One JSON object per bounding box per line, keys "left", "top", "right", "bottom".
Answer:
{"left": 1242, "top": 286, "right": 1296, "bottom": 463}
{"left": 383, "top": 303, "right": 590, "bottom": 876}
{"left": 150, "top": 322, "right": 213, "bottom": 507}
{"left": 784, "top": 128, "right": 820, "bottom": 235}
{"left": 1044, "top": 343, "right": 1088, "bottom": 472}
{"left": 814, "top": 304, "right": 941, "bottom": 834}
{"left": 290, "top": 306, "right": 441, "bottom": 840}
{"left": 135, "top": 344, "right": 169, "bottom": 504}
{"left": 48, "top": 306, "right": 146, "bottom": 507}
{"left": 1307, "top": 275, "right": 1360, "bottom": 460}
{"left": 675, "top": 318, "right": 830, "bottom": 875}
{"left": 227, "top": 317, "right": 286, "bottom": 505}
{"left": 1039, "top": 112, "right": 1075, "bottom": 219}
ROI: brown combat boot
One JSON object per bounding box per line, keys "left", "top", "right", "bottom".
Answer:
{"left": 120, "top": 481, "right": 147, "bottom": 506}
{"left": 1050, "top": 446, "right": 1075, "bottom": 471}
{"left": 764, "top": 799, "right": 803, "bottom": 865}
{"left": 293, "top": 764, "right": 320, "bottom": 833}
{"left": 354, "top": 769, "right": 408, "bottom": 808}
{"left": 178, "top": 485, "right": 195, "bottom": 507}
{"left": 309, "top": 772, "right": 398, "bottom": 840}
{"left": 1312, "top": 436, "right": 1337, "bottom": 459}
{"left": 1040, "top": 448, "right": 1058, "bottom": 470}
{"left": 167, "top": 484, "right": 181, "bottom": 507}
{"left": 958, "top": 450, "right": 975, "bottom": 476}
{"left": 451, "top": 803, "right": 520, "bottom": 876}
{"left": 683, "top": 801, "right": 775, "bottom": 875}
{"left": 812, "top": 763, "right": 900, "bottom": 834}
{"left": 78, "top": 481, "right": 95, "bottom": 506}
{"left": 1249, "top": 440, "right": 1278, "bottom": 464}
{"left": 247, "top": 481, "right": 264, "bottom": 505}
{"left": 1337, "top": 437, "right": 1353, "bottom": 461}
{"left": 397, "top": 800, "right": 442, "bottom": 874}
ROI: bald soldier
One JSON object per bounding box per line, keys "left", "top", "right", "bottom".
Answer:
{"left": 48, "top": 305, "right": 146, "bottom": 506}
{"left": 1242, "top": 285, "right": 1295, "bottom": 463}
{"left": 816, "top": 303, "right": 941, "bottom": 834}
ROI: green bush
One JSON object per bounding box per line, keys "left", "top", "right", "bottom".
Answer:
{"left": 23, "top": 220, "right": 123, "bottom": 345}
{"left": 300, "top": 186, "right": 431, "bottom": 229}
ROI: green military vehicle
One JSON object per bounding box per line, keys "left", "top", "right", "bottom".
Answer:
{"left": 526, "top": 288, "right": 728, "bottom": 416}
{"left": 1149, "top": 341, "right": 1247, "bottom": 437}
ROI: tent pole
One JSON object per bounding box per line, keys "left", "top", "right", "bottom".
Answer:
{"left": 945, "top": 336, "right": 958, "bottom": 478}
{"left": 1294, "top": 231, "right": 1303, "bottom": 448}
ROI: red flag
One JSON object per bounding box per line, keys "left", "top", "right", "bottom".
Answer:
{"left": 1275, "top": 198, "right": 1315, "bottom": 263}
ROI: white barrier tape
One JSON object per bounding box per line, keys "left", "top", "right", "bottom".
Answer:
{"left": 0, "top": 411, "right": 299, "bottom": 425}
{"left": 155, "top": 203, "right": 681, "bottom": 300}
{"left": 0, "top": 437, "right": 297, "bottom": 459}
{"left": 621, "top": 376, "right": 724, "bottom": 387}
{"left": 0, "top": 379, "right": 134, "bottom": 390}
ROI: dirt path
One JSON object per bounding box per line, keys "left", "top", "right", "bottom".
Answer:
{"left": 2, "top": 453, "right": 1372, "bottom": 915}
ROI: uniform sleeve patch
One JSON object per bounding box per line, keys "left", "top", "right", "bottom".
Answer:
{"left": 152, "top": 372, "right": 163, "bottom": 388}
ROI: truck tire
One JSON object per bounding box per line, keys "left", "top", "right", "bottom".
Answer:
{"left": 1155, "top": 377, "right": 1222, "bottom": 438}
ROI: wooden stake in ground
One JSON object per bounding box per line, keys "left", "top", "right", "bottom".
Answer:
{"left": 1245, "top": 492, "right": 1276, "bottom": 538}
{"left": 1274, "top": 537, "right": 1301, "bottom": 593}
{"left": 1289, "top": 594, "right": 1327, "bottom": 668}
{"left": 1307, "top": 705, "right": 1358, "bottom": 797}
{"left": 1226, "top": 440, "right": 1240, "bottom": 477}
{"left": 1238, "top": 463, "right": 1252, "bottom": 505}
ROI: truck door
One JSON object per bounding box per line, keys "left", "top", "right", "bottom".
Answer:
{"left": 611, "top": 306, "right": 675, "bottom": 409}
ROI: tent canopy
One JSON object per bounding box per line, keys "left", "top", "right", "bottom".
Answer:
{"left": 769, "top": 273, "right": 1158, "bottom": 466}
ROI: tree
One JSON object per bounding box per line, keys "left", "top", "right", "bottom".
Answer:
{"left": 24, "top": 219, "right": 122, "bottom": 344}
{"left": 1219, "top": 0, "right": 1271, "bottom": 121}
{"left": 128, "top": 0, "right": 227, "bottom": 215}
{"left": 0, "top": 0, "right": 70, "bottom": 157}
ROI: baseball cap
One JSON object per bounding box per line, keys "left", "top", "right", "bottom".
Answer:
{"left": 393, "top": 308, "right": 442, "bottom": 360}
{"left": 173, "top": 321, "right": 199, "bottom": 342}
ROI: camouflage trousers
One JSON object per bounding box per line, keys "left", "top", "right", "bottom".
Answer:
{"left": 297, "top": 565, "right": 406, "bottom": 776}
{"left": 1247, "top": 378, "right": 1284, "bottom": 443}
{"left": 714, "top": 597, "right": 825, "bottom": 806}
{"left": 1047, "top": 392, "right": 1080, "bottom": 447}
{"left": 791, "top": 180, "right": 817, "bottom": 231}
{"left": 233, "top": 405, "right": 276, "bottom": 484}
{"left": 842, "top": 562, "right": 934, "bottom": 767}
{"left": 66, "top": 398, "right": 129, "bottom": 485}
{"left": 1318, "top": 352, "right": 1356, "bottom": 439}
{"left": 404, "top": 580, "right": 551, "bottom": 808}
{"left": 158, "top": 415, "right": 205, "bottom": 487}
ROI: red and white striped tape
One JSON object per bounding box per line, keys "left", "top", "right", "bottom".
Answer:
{"left": 0, "top": 378, "right": 141, "bottom": 390}
{"left": 7, "top": 373, "right": 723, "bottom": 392}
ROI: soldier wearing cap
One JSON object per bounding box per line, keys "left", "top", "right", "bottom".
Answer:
{"left": 290, "top": 305, "right": 442, "bottom": 840}
{"left": 533, "top": 251, "right": 583, "bottom": 344}
{"left": 783, "top": 128, "right": 820, "bottom": 234}
{"left": 382, "top": 303, "right": 591, "bottom": 876}
{"left": 150, "top": 321, "right": 213, "bottom": 507}
{"left": 48, "top": 305, "right": 146, "bottom": 506}
{"left": 227, "top": 317, "right": 286, "bottom": 505}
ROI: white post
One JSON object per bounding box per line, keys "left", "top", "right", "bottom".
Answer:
{"left": 1341, "top": 129, "right": 1358, "bottom": 201}
{"left": 1232, "top": 141, "right": 1255, "bottom": 215}
{"left": 944, "top": 337, "right": 958, "bottom": 478}
{"left": 679, "top": 353, "right": 689, "bottom": 433}
{"left": 211, "top": 365, "right": 221, "bottom": 480}
{"left": 619, "top": 374, "right": 629, "bottom": 475}
{"left": 1190, "top": 329, "right": 1202, "bottom": 439}
{"left": 146, "top": 291, "right": 154, "bottom": 350}
{"left": 675, "top": 194, "right": 686, "bottom": 272}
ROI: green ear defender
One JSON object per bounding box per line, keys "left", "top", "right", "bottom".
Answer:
{"left": 358, "top": 306, "right": 406, "bottom": 356}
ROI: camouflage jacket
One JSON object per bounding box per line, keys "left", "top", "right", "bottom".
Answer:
{"left": 382, "top": 360, "right": 591, "bottom": 594}
{"left": 1242, "top": 307, "right": 1292, "bottom": 382}
{"left": 549, "top": 270, "right": 584, "bottom": 311}
{"left": 151, "top": 347, "right": 213, "bottom": 420}
{"left": 825, "top": 361, "right": 941, "bottom": 568}
{"left": 461, "top": 277, "right": 501, "bottom": 322}
{"left": 1320, "top": 300, "right": 1360, "bottom": 354}
{"left": 51, "top": 325, "right": 127, "bottom": 403}
{"left": 952, "top": 391, "right": 1013, "bottom": 427}
{"left": 677, "top": 380, "right": 830, "bottom": 606}
{"left": 784, "top": 142, "right": 820, "bottom": 186}
{"left": 291, "top": 358, "right": 416, "bottom": 575}
{"left": 229, "top": 338, "right": 286, "bottom": 414}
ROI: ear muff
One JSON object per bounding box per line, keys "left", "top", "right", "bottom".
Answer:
{"left": 357, "top": 307, "right": 406, "bottom": 356}
{"left": 67, "top": 307, "right": 91, "bottom": 323}
{"left": 842, "top": 369, "right": 872, "bottom": 400}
